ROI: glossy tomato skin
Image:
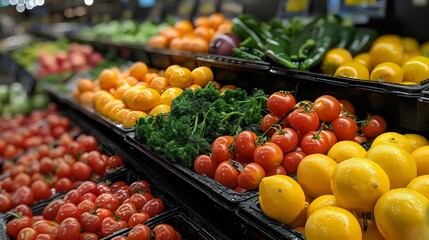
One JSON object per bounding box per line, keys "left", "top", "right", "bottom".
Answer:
{"left": 6, "top": 215, "right": 33, "bottom": 238}
{"left": 141, "top": 198, "right": 164, "bottom": 218}
{"left": 95, "top": 193, "right": 120, "bottom": 212}
{"left": 214, "top": 161, "right": 239, "bottom": 189}
{"left": 127, "top": 224, "right": 151, "bottom": 240}
{"left": 282, "top": 151, "right": 307, "bottom": 176}
{"left": 114, "top": 186, "right": 131, "bottom": 204}
{"left": 237, "top": 163, "right": 266, "bottom": 190}
{"left": 128, "top": 212, "right": 150, "bottom": 227}
{"left": 56, "top": 203, "right": 82, "bottom": 223}
{"left": 115, "top": 203, "right": 137, "bottom": 222}
{"left": 108, "top": 155, "right": 124, "bottom": 169}
{"left": 35, "top": 233, "right": 56, "bottom": 240}
{"left": 63, "top": 189, "right": 82, "bottom": 205}
{"left": 42, "top": 199, "right": 66, "bottom": 220}
{"left": 361, "top": 115, "right": 387, "bottom": 139}
{"left": 71, "top": 162, "right": 91, "bottom": 181}
{"left": 339, "top": 99, "right": 355, "bottom": 115}
{"left": 100, "top": 216, "right": 127, "bottom": 237}
{"left": 79, "top": 232, "right": 99, "bottom": 240}
{"left": 234, "top": 130, "right": 258, "bottom": 163}
{"left": 269, "top": 127, "right": 299, "bottom": 154}
{"left": 77, "top": 181, "right": 99, "bottom": 196}
{"left": 253, "top": 142, "right": 284, "bottom": 171}
{"left": 265, "top": 165, "right": 287, "bottom": 176}
{"left": 260, "top": 113, "right": 280, "bottom": 137}
{"left": 312, "top": 95, "right": 342, "bottom": 122}
{"left": 353, "top": 135, "right": 368, "bottom": 144}
{"left": 129, "top": 181, "right": 151, "bottom": 194}
{"left": 79, "top": 211, "right": 102, "bottom": 233}
{"left": 288, "top": 107, "right": 320, "bottom": 132}
{"left": 129, "top": 192, "right": 154, "bottom": 210}
{"left": 320, "top": 130, "right": 338, "bottom": 148}
{"left": 32, "top": 220, "right": 59, "bottom": 237}
{"left": 300, "top": 131, "right": 330, "bottom": 155}
{"left": 193, "top": 154, "right": 218, "bottom": 178}
{"left": 31, "top": 180, "right": 52, "bottom": 201}
{"left": 211, "top": 136, "right": 234, "bottom": 164}
{"left": 12, "top": 186, "right": 34, "bottom": 206}
{"left": 17, "top": 227, "right": 38, "bottom": 240}
{"left": 12, "top": 204, "right": 33, "bottom": 217}
{"left": 153, "top": 224, "right": 177, "bottom": 240}
{"left": 267, "top": 91, "right": 296, "bottom": 117}
{"left": 58, "top": 217, "right": 81, "bottom": 240}
{"left": 331, "top": 116, "right": 358, "bottom": 141}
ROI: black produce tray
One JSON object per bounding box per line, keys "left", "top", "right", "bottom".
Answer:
{"left": 236, "top": 196, "right": 305, "bottom": 240}
{"left": 124, "top": 132, "right": 258, "bottom": 211}
{"left": 105, "top": 207, "right": 232, "bottom": 240}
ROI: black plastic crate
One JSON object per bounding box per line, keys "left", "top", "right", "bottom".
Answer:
{"left": 105, "top": 207, "right": 232, "bottom": 240}
{"left": 237, "top": 196, "right": 305, "bottom": 240}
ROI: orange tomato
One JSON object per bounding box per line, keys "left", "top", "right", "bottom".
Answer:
{"left": 78, "top": 91, "right": 94, "bottom": 106}
{"left": 353, "top": 52, "right": 371, "bottom": 71}
{"left": 111, "top": 108, "right": 131, "bottom": 124}
{"left": 334, "top": 61, "right": 370, "bottom": 80}
{"left": 132, "top": 88, "right": 161, "bottom": 112}
{"left": 122, "top": 85, "right": 146, "bottom": 109}
{"left": 370, "top": 62, "right": 403, "bottom": 84}
{"left": 193, "top": 26, "right": 215, "bottom": 43}
{"left": 93, "top": 92, "right": 114, "bottom": 113}
{"left": 160, "top": 27, "right": 181, "bottom": 44}
{"left": 220, "top": 85, "right": 238, "bottom": 94}
{"left": 174, "top": 19, "right": 194, "bottom": 35}
{"left": 101, "top": 99, "right": 123, "bottom": 117}
{"left": 77, "top": 78, "right": 94, "bottom": 92}
{"left": 190, "top": 37, "right": 209, "bottom": 53}
{"left": 149, "top": 76, "right": 169, "bottom": 94}
{"left": 122, "top": 111, "right": 147, "bottom": 128}
{"left": 98, "top": 69, "right": 118, "bottom": 91}
{"left": 208, "top": 13, "right": 225, "bottom": 30}
{"left": 321, "top": 48, "right": 353, "bottom": 75}
{"left": 147, "top": 35, "right": 168, "bottom": 48}
{"left": 169, "top": 67, "right": 193, "bottom": 88}
{"left": 129, "top": 62, "right": 149, "bottom": 81}
{"left": 164, "top": 65, "right": 181, "bottom": 80}
{"left": 191, "top": 66, "right": 213, "bottom": 87}
{"left": 186, "top": 84, "right": 202, "bottom": 91}
{"left": 194, "top": 16, "right": 210, "bottom": 28}
{"left": 372, "top": 34, "right": 403, "bottom": 47}
{"left": 148, "top": 104, "right": 171, "bottom": 116}
{"left": 114, "top": 85, "right": 130, "bottom": 100}
{"left": 159, "top": 87, "right": 184, "bottom": 105}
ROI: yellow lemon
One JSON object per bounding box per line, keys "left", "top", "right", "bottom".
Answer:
{"left": 353, "top": 52, "right": 372, "bottom": 71}
{"left": 402, "top": 56, "right": 429, "bottom": 83}
{"left": 305, "top": 206, "right": 362, "bottom": 240}
{"left": 371, "top": 132, "right": 413, "bottom": 153}
{"left": 374, "top": 188, "right": 429, "bottom": 240}
{"left": 407, "top": 175, "right": 429, "bottom": 200}
{"left": 307, "top": 195, "right": 339, "bottom": 219}
{"left": 327, "top": 140, "right": 367, "bottom": 163}
{"left": 366, "top": 143, "right": 417, "bottom": 188}
{"left": 370, "top": 62, "right": 403, "bottom": 84}
{"left": 331, "top": 157, "right": 390, "bottom": 213}
{"left": 259, "top": 175, "right": 306, "bottom": 224}
{"left": 297, "top": 154, "right": 337, "bottom": 198}
{"left": 334, "top": 61, "right": 370, "bottom": 80}
{"left": 369, "top": 41, "right": 404, "bottom": 68}
{"left": 359, "top": 218, "right": 385, "bottom": 240}
{"left": 321, "top": 48, "right": 353, "bottom": 75}
{"left": 411, "top": 146, "right": 429, "bottom": 176}
{"left": 404, "top": 133, "right": 429, "bottom": 151}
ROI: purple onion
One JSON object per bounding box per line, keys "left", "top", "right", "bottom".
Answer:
{"left": 209, "top": 33, "right": 241, "bottom": 56}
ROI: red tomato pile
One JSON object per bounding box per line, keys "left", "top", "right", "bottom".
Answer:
{"left": 0, "top": 105, "right": 76, "bottom": 161}
{"left": 0, "top": 133, "right": 124, "bottom": 213}
{"left": 6, "top": 177, "right": 165, "bottom": 239}
{"left": 194, "top": 91, "right": 387, "bottom": 192}
{"left": 110, "top": 223, "right": 182, "bottom": 240}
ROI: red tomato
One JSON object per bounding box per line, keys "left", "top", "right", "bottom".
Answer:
{"left": 79, "top": 211, "right": 102, "bottom": 233}
{"left": 339, "top": 99, "right": 355, "bottom": 115}
{"left": 42, "top": 199, "right": 66, "bottom": 220}
{"left": 211, "top": 136, "right": 234, "bottom": 164}
{"left": 87, "top": 152, "right": 107, "bottom": 176}
{"left": 66, "top": 141, "right": 85, "bottom": 157}
{"left": 96, "top": 183, "right": 112, "bottom": 195}
{"left": 320, "top": 129, "right": 338, "bottom": 148}
{"left": 12, "top": 186, "right": 34, "bottom": 206}
{"left": 81, "top": 193, "right": 98, "bottom": 203}
{"left": 32, "top": 220, "right": 59, "bottom": 237}
{"left": 269, "top": 127, "right": 299, "bottom": 154}
{"left": 0, "top": 193, "right": 13, "bottom": 212}
{"left": 55, "top": 161, "right": 73, "bottom": 179}
{"left": 72, "top": 162, "right": 92, "bottom": 181}
{"left": 129, "top": 181, "right": 151, "bottom": 194}
{"left": 110, "top": 181, "right": 128, "bottom": 193}
{"left": 48, "top": 145, "right": 66, "bottom": 159}
{"left": 77, "top": 135, "right": 98, "bottom": 152}
{"left": 353, "top": 135, "right": 368, "bottom": 144}
{"left": 58, "top": 217, "right": 81, "bottom": 240}
{"left": 13, "top": 172, "right": 32, "bottom": 189}
{"left": 253, "top": 142, "right": 283, "bottom": 171}
{"left": 260, "top": 113, "right": 280, "bottom": 137}
{"left": 35, "top": 233, "right": 56, "bottom": 240}
{"left": 288, "top": 107, "right": 320, "bottom": 133}
{"left": 56, "top": 203, "right": 82, "bottom": 223}
{"left": 114, "top": 186, "right": 131, "bottom": 204}
{"left": 213, "top": 161, "right": 239, "bottom": 189}
{"left": 17, "top": 227, "right": 38, "bottom": 240}
{"left": 282, "top": 151, "right": 307, "bottom": 176}
{"left": 79, "top": 232, "right": 99, "bottom": 240}
{"left": 115, "top": 202, "right": 137, "bottom": 222}
{"left": 237, "top": 163, "right": 266, "bottom": 190}
{"left": 267, "top": 91, "right": 296, "bottom": 117}
{"left": 12, "top": 204, "right": 33, "bottom": 217}
{"left": 300, "top": 131, "right": 330, "bottom": 155}
{"left": 361, "top": 115, "right": 387, "bottom": 139}
{"left": 112, "top": 236, "right": 129, "bottom": 240}
{"left": 127, "top": 224, "right": 151, "bottom": 240}
{"left": 129, "top": 192, "right": 154, "bottom": 210}
{"left": 128, "top": 212, "right": 150, "bottom": 227}
{"left": 63, "top": 189, "right": 82, "bottom": 205}
{"left": 193, "top": 154, "right": 218, "bottom": 178}
{"left": 77, "top": 199, "right": 96, "bottom": 213}
{"left": 153, "top": 224, "right": 177, "bottom": 240}
{"left": 234, "top": 130, "right": 258, "bottom": 163}
{"left": 313, "top": 95, "right": 342, "bottom": 122}
{"left": 141, "top": 198, "right": 165, "bottom": 218}
{"left": 4, "top": 144, "right": 18, "bottom": 159}
{"left": 331, "top": 116, "right": 358, "bottom": 141}
{"left": 100, "top": 216, "right": 127, "bottom": 237}
{"left": 39, "top": 157, "right": 55, "bottom": 175}
{"left": 6, "top": 215, "right": 32, "bottom": 238}
{"left": 108, "top": 155, "right": 124, "bottom": 169}
{"left": 265, "top": 165, "right": 287, "bottom": 176}
{"left": 95, "top": 208, "right": 112, "bottom": 222}
{"left": 77, "top": 181, "right": 99, "bottom": 196}
{"left": 95, "top": 193, "right": 120, "bottom": 212}
{"left": 31, "top": 180, "right": 52, "bottom": 201}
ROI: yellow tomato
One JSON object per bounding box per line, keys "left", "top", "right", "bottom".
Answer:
{"left": 159, "top": 87, "right": 184, "bottom": 105}
{"left": 370, "top": 62, "right": 403, "bottom": 84}
{"left": 369, "top": 42, "right": 404, "bottom": 69}
{"left": 321, "top": 48, "right": 353, "bottom": 75}
{"left": 334, "top": 61, "right": 370, "bottom": 80}
{"left": 402, "top": 56, "right": 429, "bottom": 83}
{"left": 132, "top": 87, "right": 161, "bottom": 112}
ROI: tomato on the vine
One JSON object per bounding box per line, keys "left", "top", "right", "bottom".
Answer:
{"left": 214, "top": 161, "right": 239, "bottom": 189}
{"left": 269, "top": 127, "right": 298, "bottom": 154}
{"left": 339, "top": 99, "right": 355, "bottom": 115}
{"left": 320, "top": 129, "right": 338, "bottom": 148}
{"left": 193, "top": 154, "right": 218, "bottom": 178}
{"left": 265, "top": 165, "right": 287, "bottom": 176}
{"left": 361, "top": 115, "right": 387, "bottom": 139}
{"left": 282, "top": 151, "right": 307, "bottom": 176}
{"left": 288, "top": 107, "right": 320, "bottom": 133}
{"left": 267, "top": 91, "right": 296, "bottom": 117}
{"left": 237, "top": 162, "right": 266, "bottom": 190}
{"left": 331, "top": 116, "right": 358, "bottom": 141}
{"left": 300, "top": 131, "right": 330, "bottom": 155}
{"left": 211, "top": 136, "right": 234, "bottom": 164}
{"left": 253, "top": 142, "right": 283, "bottom": 171}
{"left": 234, "top": 130, "right": 258, "bottom": 164}
{"left": 312, "top": 95, "right": 342, "bottom": 122}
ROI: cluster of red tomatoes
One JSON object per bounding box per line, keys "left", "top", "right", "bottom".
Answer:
{"left": 0, "top": 133, "right": 124, "bottom": 213}
{"left": 0, "top": 110, "right": 76, "bottom": 161}
{"left": 110, "top": 223, "right": 182, "bottom": 240}
{"left": 6, "top": 177, "right": 165, "bottom": 240}
{"left": 193, "top": 92, "right": 387, "bottom": 192}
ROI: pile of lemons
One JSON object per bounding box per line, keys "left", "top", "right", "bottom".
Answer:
{"left": 259, "top": 132, "right": 429, "bottom": 240}
{"left": 322, "top": 34, "right": 429, "bottom": 85}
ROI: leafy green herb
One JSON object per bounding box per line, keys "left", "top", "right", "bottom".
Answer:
{"left": 135, "top": 83, "right": 268, "bottom": 168}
